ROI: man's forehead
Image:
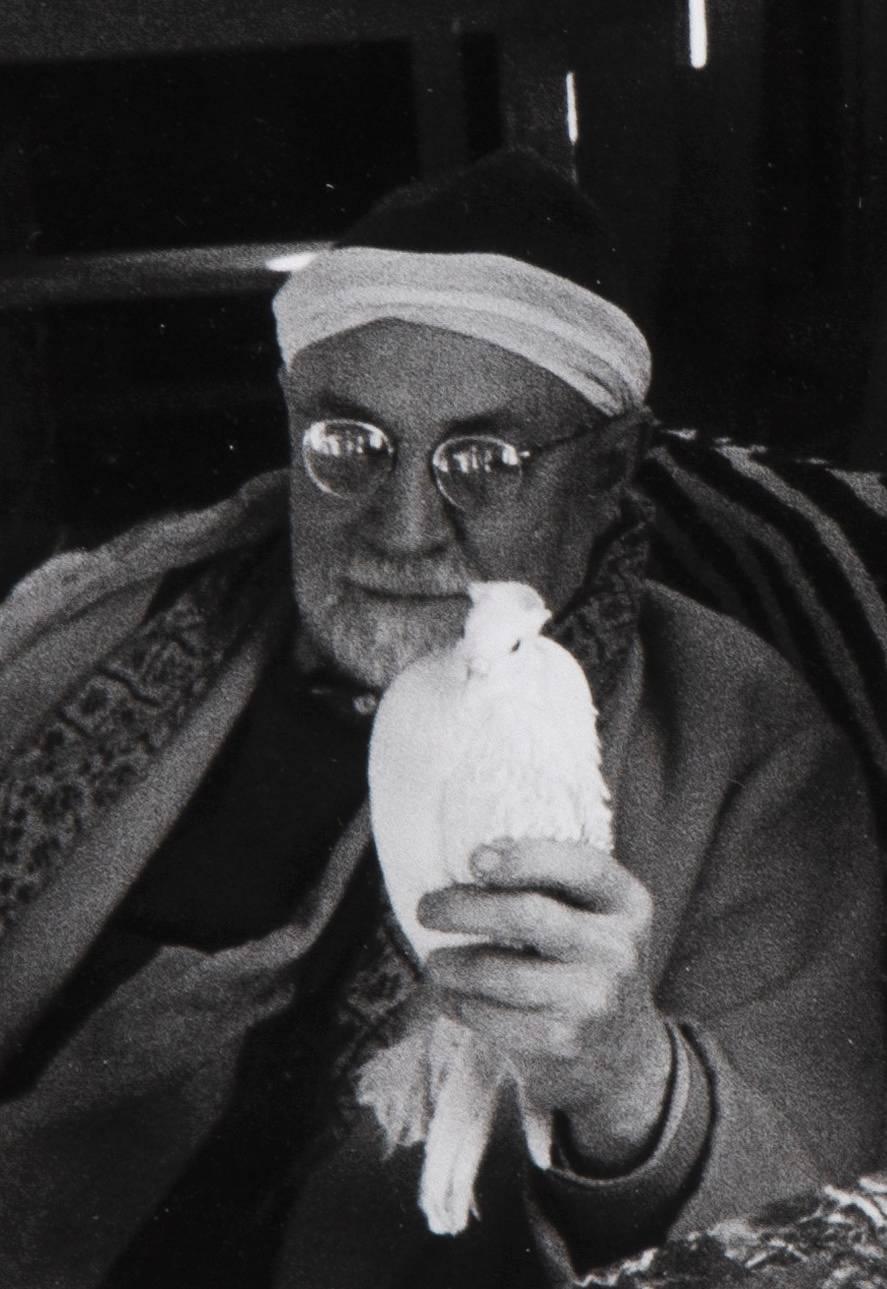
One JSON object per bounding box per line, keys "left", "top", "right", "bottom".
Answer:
{"left": 283, "top": 319, "right": 598, "bottom": 430}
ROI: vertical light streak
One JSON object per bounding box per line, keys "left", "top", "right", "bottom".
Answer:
{"left": 565, "top": 70, "right": 579, "bottom": 146}
{"left": 689, "top": 0, "right": 708, "bottom": 70}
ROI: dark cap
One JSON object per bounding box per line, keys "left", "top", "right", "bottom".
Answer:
{"left": 338, "top": 148, "right": 635, "bottom": 319}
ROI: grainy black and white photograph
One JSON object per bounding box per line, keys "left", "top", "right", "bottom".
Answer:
{"left": 1, "top": 3, "right": 887, "bottom": 1286}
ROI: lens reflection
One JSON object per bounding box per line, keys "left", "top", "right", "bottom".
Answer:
{"left": 433, "top": 436, "right": 523, "bottom": 513}
{"left": 303, "top": 420, "right": 393, "bottom": 497}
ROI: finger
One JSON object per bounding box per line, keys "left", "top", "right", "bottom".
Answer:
{"left": 471, "top": 838, "right": 651, "bottom": 923}
{"left": 418, "top": 886, "right": 588, "bottom": 960}
{"left": 427, "top": 946, "right": 594, "bottom": 1011}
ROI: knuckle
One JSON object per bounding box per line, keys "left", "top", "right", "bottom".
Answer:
{"left": 584, "top": 976, "right": 615, "bottom": 1017}
{"left": 440, "top": 989, "right": 467, "bottom": 1024}
{"left": 549, "top": 913, "right": 584, "bottom": 961}
{"left": 424, "top": 951, "right": 452, "bottom": 985}
{"left": 550, "top": 1020, "right": 583, "bottom": 1060}
{"left": 604, "top": 942, "right": 640, "bottom": 994}
{"left": 611, "top": 934, "right": 640, "bottom": 978}
{"left": 586, "top": 848, "right": 614, "bottom": 887}
{"left": 501, "top": 892, "right": 546, "bottom": 942}
{"left": 634, "top": 884, "right": 654, "bottom": 932}
{"left": 524, "top": 891, "right": 552, "bottom": 925}
{"left": 602, "top": 911, "right": 645, "bottom": 966}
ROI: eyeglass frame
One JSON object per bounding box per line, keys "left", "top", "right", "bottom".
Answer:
{"left": 298, "top": 411, "right": 641, "bottom": 513}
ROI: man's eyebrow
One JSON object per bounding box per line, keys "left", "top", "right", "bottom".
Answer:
{"left": 291, "top": 393, "right": 525, "bottom": 438}
{"left": 288, "top": 390, "right": 382, "bottom": 422}
{"left": 441, "top": 410, "right": 524, "bottom": 437}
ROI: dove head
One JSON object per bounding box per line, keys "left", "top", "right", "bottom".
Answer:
{"left": 459, "top": 582, "right": 551, "bottom": 677}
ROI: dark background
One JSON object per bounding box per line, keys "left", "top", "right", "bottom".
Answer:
{"left": 1, "top": 0, "right": 886, "bottom": 596}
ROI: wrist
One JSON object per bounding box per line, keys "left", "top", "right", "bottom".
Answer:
{"left": 557, "top": 1016, "right": 675, "bottom": 1174}
{"left": 530, "top": 1025, "right": 714, "bottom": 1272}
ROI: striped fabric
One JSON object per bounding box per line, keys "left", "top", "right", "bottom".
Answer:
{"left": 640, "top": 429, "right": 887, "bottom": 838}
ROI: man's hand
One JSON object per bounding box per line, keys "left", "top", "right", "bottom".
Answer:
{"left": 417, "top": 837, "right": 673, "bottom": 1174}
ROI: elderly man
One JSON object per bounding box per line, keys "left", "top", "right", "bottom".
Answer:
{"left": 0, "top": 150, "right": 882, "bottom": 1289}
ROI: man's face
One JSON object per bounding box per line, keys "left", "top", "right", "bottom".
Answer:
{"left": 285, "top": 319, "right": 633, "bottom": 689}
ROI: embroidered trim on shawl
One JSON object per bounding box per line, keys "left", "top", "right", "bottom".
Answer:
{"left": 551, "top": 488, "right": 652, "bottom": 714}
{"left": 0, "top": 541, "right": 287, "bottom": 936}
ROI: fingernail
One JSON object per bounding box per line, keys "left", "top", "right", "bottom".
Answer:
{"left": 471, "top": 845, "right": 504, "bottom": 878}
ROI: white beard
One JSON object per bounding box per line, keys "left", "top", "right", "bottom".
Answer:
{"left": 295, "top": 579, "right": 471, "bottom": 690}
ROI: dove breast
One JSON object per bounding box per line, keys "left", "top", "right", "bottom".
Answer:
{"left": 369, "top": 636, "right": 611, "bottom": 962}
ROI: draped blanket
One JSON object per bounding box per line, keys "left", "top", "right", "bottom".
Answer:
{"left": 0, "top": 431, "right": 886, "bottom": 1285}
{"left": 0, "top": 542, "right": 283, "bottom": 936}
{"left": 587, "top": 1177, "right": 887, "bottom": 1288}
{"left": 642, "top": 430, "right": 887, "bottom": 837}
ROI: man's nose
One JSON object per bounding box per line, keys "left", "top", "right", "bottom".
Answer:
{"left": 363, "top": 454, "right": 453, "bottom": 557}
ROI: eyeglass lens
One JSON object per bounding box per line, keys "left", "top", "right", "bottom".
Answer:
{"left": 302, "top": 420, "right": 393, "bottom": 496}
{"left": 431, "top": 436, "right": 524, "bottom": 513}
{"left": 301, "top": 420, "right": 525, "bottom": 512}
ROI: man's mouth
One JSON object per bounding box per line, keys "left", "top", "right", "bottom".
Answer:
{"left": 345, "top": 580, "right": 468, "bottom": 605}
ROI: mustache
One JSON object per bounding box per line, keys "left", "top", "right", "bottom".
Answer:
{"left": 345, "top": 551, "right": 476, "bottom": 597}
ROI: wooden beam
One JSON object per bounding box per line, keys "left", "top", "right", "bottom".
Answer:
{"left": 676, "top": 0, "right": 767, "bottom": 437}
{"left": 498, "top": 26, "right": 574, "bottom": 175}
{"left": 847, "top": 0, "right": 887, "bottom": 467}
{"left": 0, "top": 241, "right": 329, "bottom": 309}
{"left": 0, "top": 0, "right": 499, "bottom": 64}
{"left": 410, "top": 24, "right": 470, "bottom": 177}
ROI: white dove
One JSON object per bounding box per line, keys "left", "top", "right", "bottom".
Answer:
{"left": 361, "top": 580, "right": 612, "bottom": 1236}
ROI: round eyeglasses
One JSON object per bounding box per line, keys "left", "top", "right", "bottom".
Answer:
{"left": 300, "top": 417, "right": 607, "bottom": 515}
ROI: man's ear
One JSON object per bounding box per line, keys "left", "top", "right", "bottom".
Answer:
{"left": 595, "top": 408, "right": 654, "bottom": 492}
{"left": 621, "top": 408, "right": 654, "bottom": 481}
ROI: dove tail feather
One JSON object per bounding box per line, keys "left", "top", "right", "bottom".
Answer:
{"left": 517, "top": 1087, "right": 556, "bottom": 1170}
{"left": 358, "top": 1016, "right": 504, "bottom": 1235}
{"left": 356, "top": 1027, "right": 434, "bottom": 1154}
{"left": 420, "top": 1019, "right": 504, "bottom": 1236}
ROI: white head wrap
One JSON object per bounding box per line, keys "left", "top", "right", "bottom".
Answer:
{"left": 273, "top": 247, "right": 651, "bottom": 417}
